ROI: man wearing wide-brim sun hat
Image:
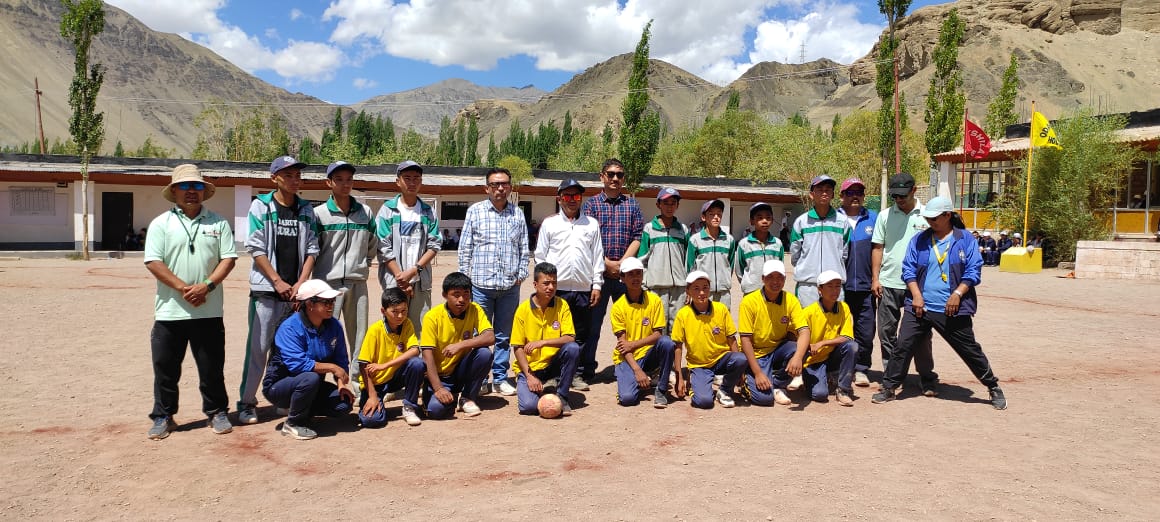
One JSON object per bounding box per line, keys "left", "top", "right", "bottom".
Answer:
{"left": 143, "top": 164, "right": 238, "bottom": 440}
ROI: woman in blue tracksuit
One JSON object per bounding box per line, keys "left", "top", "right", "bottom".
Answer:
{"left": 872, "top": 197, "right": 1006, "bottom": 410}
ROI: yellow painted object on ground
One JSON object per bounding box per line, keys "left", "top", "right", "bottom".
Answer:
{"left": 999, "top": 247, "right": 1042, "bottom": 273}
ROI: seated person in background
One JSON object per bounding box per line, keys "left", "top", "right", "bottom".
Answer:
{"left": 420, "top": 272, "right": 495, "bottom": 419}
{"left": 262, "top": 280, "right": 355, "bottom": 440}
{"left": 979, "top": 231, "right": 998, "bottom": 266}
{"left": 784, "top": 270, "right": 856, "bottom": 406}
{"left": 997, "top": 231, "right": 1013, "bottom": 254}
{"left": 356, "top": 287, "right": 425, "bottom": 428}
{"left": 611, "top": 257, "right": 676, "bottom": 408}
{"left": 512, "top": 262, "right": 581, "bottom": 417}
{"left": 738, "top": 260, "right": 810, "bottom": 407}
{"left": 671, "top": 271, "right": 745, "bottom": 409}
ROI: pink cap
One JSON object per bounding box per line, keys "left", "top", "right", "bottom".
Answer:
{"left": 840, "top": 178, "right": 865, "bottom": 192}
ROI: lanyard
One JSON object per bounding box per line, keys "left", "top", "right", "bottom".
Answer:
{"left": 172, "top": 208, "right": 201, "bottom": 254}
{"left": 930, "top": 234, "right": 950, "bottom": 282}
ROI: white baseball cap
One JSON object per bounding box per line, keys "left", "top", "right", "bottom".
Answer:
{"left": 817, "top": 270, "right": 843, "bottom": 285}
{"left": 685, "top": 270, "right": 711, "bottom": 285}
{"left": 762, "top": 259, "right": 786, "bottom": 277}
{"left": 295, "top": 279, "right": 342, "bottom": 300}
{"left": 620, "top": 257, "right": 644, "bottom": 273}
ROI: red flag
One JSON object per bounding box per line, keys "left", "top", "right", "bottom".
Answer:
{"left": 964, "top": 118, "right": 991, "bottom": 159}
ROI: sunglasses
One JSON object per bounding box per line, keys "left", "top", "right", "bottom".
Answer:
{"left": 890, "top": 193, "right": 909, "bottom": 200}
{"left": 842, "top": 189, "right": 865, "bottom": 196}
{"left": 559, "top": 193, "right": 583, "bottom": 203}
{"left": 603, "top": 170, "right": 626, "bottom": 179}
{"left": 309, "top": 297, "right": 336, "bottom": 307}
{"left": 176, "top": 181, "right": 206, "bottom": 191}
{"left": 924, "top": 213, "right": 950, "bottom": 221}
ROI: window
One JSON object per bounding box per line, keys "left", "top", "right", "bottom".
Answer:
{"left": 440, "top": 201, "right": 470, "bottom": 221}
{"left": 10, "top": 187, "right": 55, "bottom": 216}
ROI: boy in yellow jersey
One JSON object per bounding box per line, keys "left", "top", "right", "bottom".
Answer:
{"left": 611, "top": 257, "right": 675, "bottom": 408}
{"left": 785, "top": 270, "right": 856, "bottom": 406}
{"left": 356, "top": 287, "right": 425, "bottom": 428}
{"left": 512, "top": 262, "right": 580, "bottom": 416}
{"left": 420, "top": 272, "right": 496, "bottom": 419}
{"left": 738, "top": 260, "right": 810, "bottom": 407}
{"left": 672, "top": 271, "right": 745, "bottom": 409}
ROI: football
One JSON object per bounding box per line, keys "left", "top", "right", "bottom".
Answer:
{"left": 537, "top": 394, "right": 563, "bottom": 419}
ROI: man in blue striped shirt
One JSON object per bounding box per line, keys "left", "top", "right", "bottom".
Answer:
{"left": 458, "top": 168, "right": 530, "bottom": 396}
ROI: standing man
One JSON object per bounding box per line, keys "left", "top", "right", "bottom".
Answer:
{"left": 581, "top": 159, "right": 645, "bottom": 389}
{"left": 790, "top": 175, "right": 850, "bottom": 308}
{"left": 144, "top": 165, "right": 238, "bottom": 440}
{"left": 314, "top": 160, "right": 378, "bottom": 382}
{"left": 377, "top": 160, "right": 442, "bottom": 332}
{"left": 458, "top": 167, "right": 530, "bottom": 396}
{"left": 239, "top": 156, "right": 320, "bottom": 425}
{"left": 535, "top": 178, "right": 604, "bottom": 386}
{"left": 871, "top": 173, "right": 937, "bottom": 395}
{"left": 838, "top": 178, "right": 877, "bottom": 387}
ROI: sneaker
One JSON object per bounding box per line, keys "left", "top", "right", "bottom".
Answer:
{"left": 238, "top": 407, "right": 258, "bottom": 425}
{"left": 281, "top": 421, "right": 317, "bottom": 440}
{"left": 147, "top": 416, "right": 176, "bottom": 440}
{"left": 773, "top": 388, "right": 792, "bottom": 406}
{"left": 573, "top": 376, "right": 591, "bottom": 391}
{"left": 275, "top": 407, "right": 289, "bottom": 417}
{"left": 653, "top": 390, "right": 670, "bottom": 409}
{"left": 401, "top": 405, "right": 422, "bottom": 426}
{"left": 479, "top": 381, "right": 494, "bottom": 395}
{"left": 497, "top": 379, "right": 517, "bottom": 396}
{"left": 835, "top": 389, "right": 854, "bottom": 407}
{"left": 560, "top": 400, "right": 573, "bottom": 417}
{"left": 382, "top": 391, "right": 399, "bottom": 402}
{"left": 854, "top": 372, "right": 870, "bottom": 387}
{"left": 458, "top": 398, "right": 482, "bottom": 417}
{"left": 787, "top": 375, "right": 804, "bottom": 391}
{"left": 209, "top": 412, "right": 233, "bottom": 434}
{"left": 989, "top": 386, "right": 1007, "bottom": 410}
{"left": 713, "top": 374, "right": 724, "bottom": 387}
{"left": 871, "top": 388, "right": 897, "bottom": 404}
{"left": 716, "top": 389, "right": 735, "bottom": 408}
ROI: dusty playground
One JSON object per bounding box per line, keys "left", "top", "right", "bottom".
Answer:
{"left": 1, "top": 252, "right": 1158, "bottom": 520}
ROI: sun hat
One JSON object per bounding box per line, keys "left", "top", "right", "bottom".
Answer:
{"left": 162, "top": 164, "right": 216, "bottom": 202}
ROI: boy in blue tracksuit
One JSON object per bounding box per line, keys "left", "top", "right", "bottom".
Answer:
{"left": 838, "top": 178, "right": 877, "bottom": 387}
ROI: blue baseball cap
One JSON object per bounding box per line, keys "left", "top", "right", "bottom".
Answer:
{"left": 657, "top": 187, "right": 681, "bottom": 201}
{"left": 810, "top": 175, "right": 836, "bottom": 189}
{"left": 921, "top": 196, "right": 955, "bottom": 218}
{"left": 396, "top": 160, "right": 423, "bottom": 175}
{"left": 326, "top": 161, "right": 356, "bottom": 178}
{"left": 269, "top": 155, "right": 307, "bottom": 175}
{"left": 748, "top": 202, "right": 773, "bottom": 218}
{"left": 700, "top": 199, "right": 725, "bottom": 214}
{"left": 557, "top": 178, "right": 584, "bottom": 194}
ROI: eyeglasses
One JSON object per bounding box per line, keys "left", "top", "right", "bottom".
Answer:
{"left": 309, "top": 297, "right": 336, "bottom": 307}
{"left": 487, "top": 181, "right": 512, "bottom": 189}
{"left": 559, "top": 193, "right": 583, "bottom": 203}
{"left": 890, "top": 193, "right": 909, "bottom": 200}
{"left": 176, "top": 182, "right": 206, "bottom": 191}
{"left": 603, "top": 170, "right": 626, "bottom": 179}
{"left": 842, "top": 189, "right": 865, "bottom": 196}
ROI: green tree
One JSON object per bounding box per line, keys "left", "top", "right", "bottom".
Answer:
{"left": 923, "top": 7, "right": 966, "bottom": 160}
{"left": 497, "top": 154, "right": 533, "bottom": 186}
{"left": 562, "top": 110, "right": 574, "bottom": 145}
{"left": 876, "top": 0, "right": 912, "bottom": 193}
{"left": 726, "top": 91, "right": 741, "bottom": 112}
{"left": 113, "top": 140, "right": 124, "bottom": 157}
{"left": 464, "top": 116, "right": 480, "bottom": 166}
{"left": 985, "top": 52, "right": 1020, "bottom": 138}
{"left": 486, "top": 133, "right": 497, "bottom": 165}
{"left": 435, "top": 116, "right": 456, "bottom": 165}
{"left": 132, "top": 135, "right": 173, "bottom": 158}
{"left": 61, "top": 0, "right": 106, "bottom": 260}
{"left": 550, "top": 129, "right": 604, "bottom": 173}
{"left": 455, "top": 117, "right": 466, "bottom": 165}
{"left": 618, "top": 20, "right": 662, "bottom": 192}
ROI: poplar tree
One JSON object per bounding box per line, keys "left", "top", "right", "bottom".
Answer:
{"left": 923, "top": 8, "right": 966, "bottom": 159}
{"left": 61, "top": 0, "right": 106, "bottom": 260}
{"left": 618, "top": 20, "right": 661, "bottom": 192}
{"left": 985, "top": 53, "right": 1020, "bottom": 138}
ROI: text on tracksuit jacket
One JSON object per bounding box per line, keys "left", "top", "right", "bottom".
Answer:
{"left": 312, "top": 195, "right": 377, "bottom": 283}
{"left": 841, "top": 207, "right": 877, "bottom": 292}
{"left": 245, "top": 191, "right": 320, "bottom": 293}
{"left": 789, "top": 206, "right": 850, "bottom": 285}
{"left": 901, "top": 227, "right": 983, "bottom": 317}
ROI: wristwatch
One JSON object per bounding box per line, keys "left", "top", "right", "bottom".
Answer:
{"left": 204, "top": 278, "right": 217, "bottom": 292}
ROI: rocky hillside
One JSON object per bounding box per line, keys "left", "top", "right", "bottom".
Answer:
{"left": 352, "top": 79, "right": 544, "bottom": 137}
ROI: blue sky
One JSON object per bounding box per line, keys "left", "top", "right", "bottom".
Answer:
{"left": 106, "top": 0, "right": 948, "bottom": 106}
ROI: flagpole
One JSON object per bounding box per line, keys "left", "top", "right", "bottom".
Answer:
{"left": 1023, "top": 101, "right": 1036, "bottom": 244}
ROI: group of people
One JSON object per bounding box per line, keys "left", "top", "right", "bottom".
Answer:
{"left": 974, "top": 229, "right": 1026, "bottom": 266}
{"left": 144, "top": 157, "right": 1007, "bottom": 442}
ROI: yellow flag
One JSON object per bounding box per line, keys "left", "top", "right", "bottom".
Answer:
{"left": 1031, "top": 111, "right": 1062, "bottom": 149}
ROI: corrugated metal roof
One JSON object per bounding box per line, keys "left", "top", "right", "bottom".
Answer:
{"left": 934, "top": 124, "right": 1160, "bottom": 161}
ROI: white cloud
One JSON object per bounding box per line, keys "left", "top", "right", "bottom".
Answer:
{"left": 290, "top": 8, "right": 304, "bottom": 21}
{"left": 352, "top": 78, "right": 378, "bottom": 89}
{"left": 321, "top": 0, "right": 883, "bottom": 84}
{"left": 106, "top": 0, "right": 344, "bottom": 83}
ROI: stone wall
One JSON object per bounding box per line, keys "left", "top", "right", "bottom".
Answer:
{"left": 1075, "top": 240, "right": 1160, "bottom": 280}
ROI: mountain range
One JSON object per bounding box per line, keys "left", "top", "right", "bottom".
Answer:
{"left": 1, "top": 0, "right": 1158, "bottom": 156}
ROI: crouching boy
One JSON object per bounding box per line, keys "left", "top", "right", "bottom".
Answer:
{"left": 512, "top": 262, "right": 581, "bottom": 417}
{"left": 672, "top": 271, "right": 745, "bottom": 409}
{"left": 739, "top": 260, "right": 810, "bottom": 407}
{"left": 420, "top": 273, "right": 496, "bottom": 419}
{"left": 781, "top": 270, "right": 856, "bottom": 406}
{"left": 357, "top": 287, "right": 425, "bottom": 428}
{"left": 611, "top": 257, "right": 676, "bottom": 408}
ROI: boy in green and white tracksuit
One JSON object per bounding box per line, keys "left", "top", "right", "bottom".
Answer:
{"left": 686, "top": 199, "right": 736, "bottom": 310}
{"left": 376, "top": 160, "right": 442, "bottom": 332}
{"left": 637, "top": 187, "right": 687, "bottom": 333}
{"left": 735, "top": 202, "right": 784, "bottom": 295}
{"left": 789, "top": 175, "right": 850, "bottom": 308}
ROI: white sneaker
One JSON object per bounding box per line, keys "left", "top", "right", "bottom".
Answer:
{"left": 458, "top": 398, "right": 482, "bottom": 417}
{"left": 773, "top": 388, "right": 792, "bottom": 405}
{"left": 716, "top": 389, "right": 735, "bottom": 408}
{"left": 382, "top": 391, "right": 399, "bottom": 402}
{"left": 401, "top": 405, "right": 422, "bottom": 426}
{"left": 713, "top": 374, "right": 724, "bottom": 387}
{"left": 854, "top": 372, "right": 871, "bottom": 387}
{"left": 497, "top": 379, "right": 517, "bottom": 396}
{"left": 787, "top": 375, "right": 804, "bottom": 391}
{"left": 238, "top": 407, "right": 259, "bottom": 425}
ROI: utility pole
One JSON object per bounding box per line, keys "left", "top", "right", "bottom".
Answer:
{"left": 34, "top": 77, "right": 46, "bottom": 154}
{"left": 799, "top": 42, "right": 806, "bottom": 63}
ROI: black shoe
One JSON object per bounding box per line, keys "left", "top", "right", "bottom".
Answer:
{"left": 871, "top": 388, "right": 896, "bottom": 404}
{"left": 921, "top": 383, "right": 939, "bottom": 397}
{"left": 989, "top": 387, "right": 1007, "bottom": 410}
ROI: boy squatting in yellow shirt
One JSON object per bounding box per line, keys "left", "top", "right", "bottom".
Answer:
{"left": 671, "top": 271, "right": 747, "bottom": 409}
{"left": 783, "top": 270, "right": 857, "bottom": 406}
{"left": 511, "top": 262, "right": 581, "bottom": 416}
{"left": 356, "top": 287, "right": 426, "bottom": 428}
{"left": 738, "top": 260, "right": 811, "bottom": 407}
{"left": 420, "top": 272, "right": 496, "bottom": 419}
{"left": 610, "top": 257, "right": 676, "bottom": 408}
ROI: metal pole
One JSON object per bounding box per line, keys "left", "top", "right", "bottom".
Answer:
{"left": 34, "top": 78, "right": 46, "bottom": 155}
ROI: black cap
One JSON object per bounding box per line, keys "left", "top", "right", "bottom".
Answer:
{"left": 888, "top": 173, "right": 916, "bottom": 197}
{"left": 557, "top": 178, "right": 584, "bottom": 194}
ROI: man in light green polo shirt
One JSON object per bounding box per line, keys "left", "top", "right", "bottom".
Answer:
{"left": 143, "top": 164, "right": 238, "bottom": 440}
{"left": 870, "top": 172, "right": 937, "bottom": 394}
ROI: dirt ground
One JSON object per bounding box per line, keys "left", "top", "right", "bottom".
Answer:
{"left": 1, "top": 252, "right": 1158, "bottom": 520}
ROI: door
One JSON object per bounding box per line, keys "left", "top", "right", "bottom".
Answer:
{"left": 101, "top": 192, "right": 133, "bottom": 250}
